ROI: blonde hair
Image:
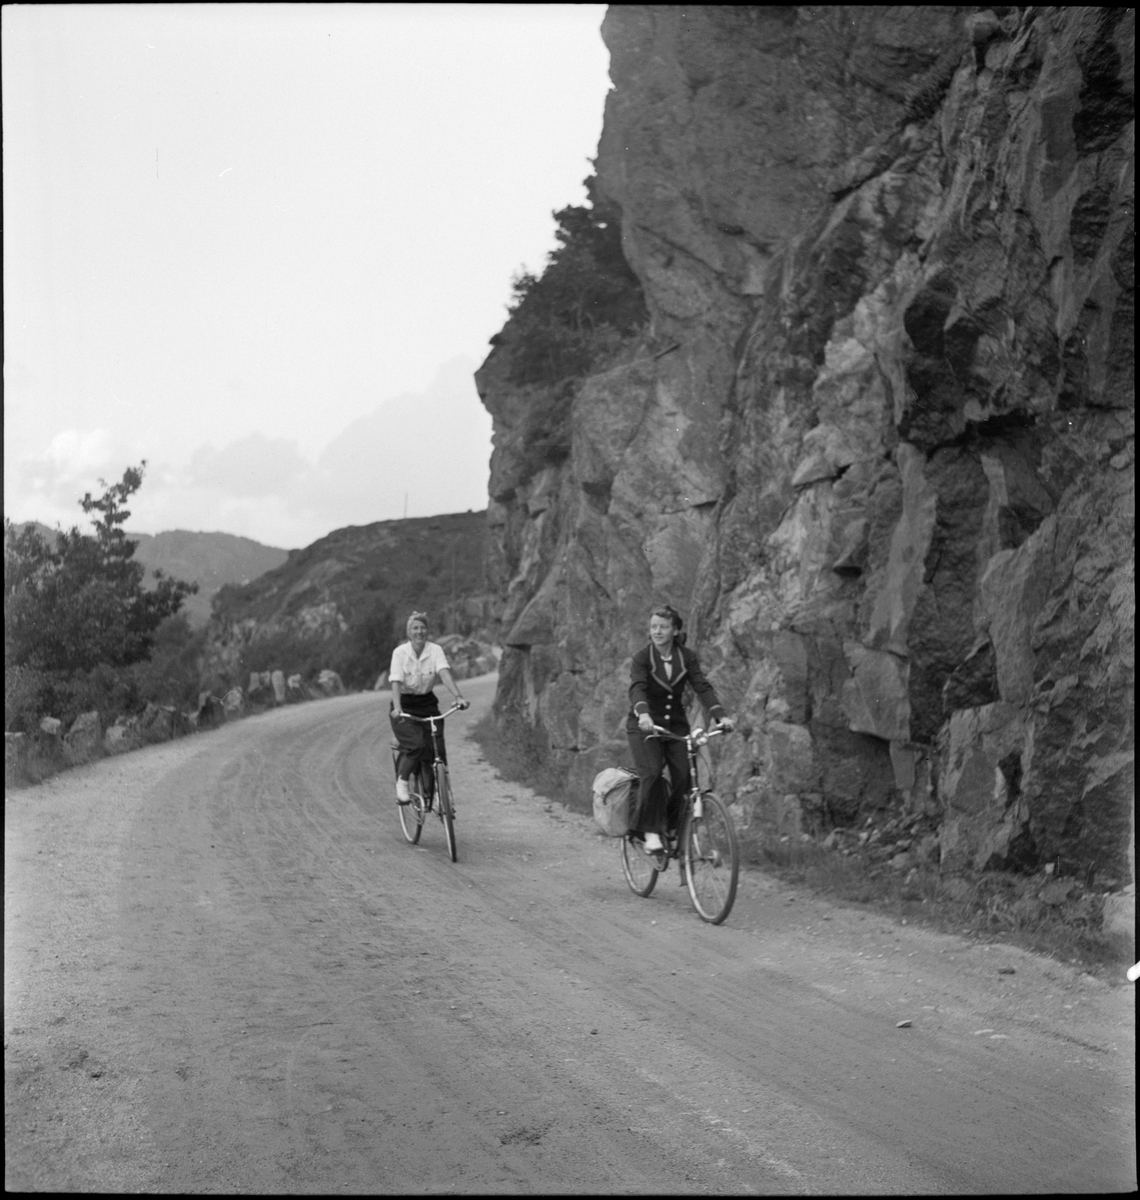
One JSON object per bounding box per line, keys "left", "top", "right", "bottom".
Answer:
{"left": 406, "top": 611, "right": 429, "bottom": 638}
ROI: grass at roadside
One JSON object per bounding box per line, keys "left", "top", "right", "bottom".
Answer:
{"left": 471, "top": 710, "right": 1131, "bottom": 976}
{"left": 744, "top": 835, "right": 1130, "bottom": 974}
{"left": 469, "top": 710, "right": 574, "bottom": 810}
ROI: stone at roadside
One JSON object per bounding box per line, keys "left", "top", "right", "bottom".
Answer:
{"left": 271, "top": 670, "right": 287, "bottom": 703}
{"left": 222, "top": 688, "right": 244, "bottom": 716}
{"left": 139, "top": 703, "right": 182, "bottom": 743}
{"left": 249, "top": 672, "right": 263, "bottom": 695}
{"left": 64, "top": 711, "right": 102, "bottom": 765}
{"left": 373, "top": 670, "right": 389, "bottom": 691}
{"left": 939, "top": 877, "right": 975, "bottom": 904}
{"left": 1102, "top": 888, "right": 1135, "bottom": 942}
{"left": 5, "top": 732, "right": 29, "bottom": 781}
{"left": 890, "top": 850, "right": 918, "bottom": 871}
{"left": 317, "top": 669, "right": 344, "bottom": 696}
{"left": 104, "top": 721, "right": 139, "bottom": 755}
{"left": 196, "top": 693, "right": 224, "bottom": 729}
{"left": 39, "top": 716, "right": 62, "bottom": 736}
{"left": 822, "top": 830, "right": 839, "bottom": 851}
{"left": 1039, "top": 879, "right": 1075, "bottom": 906}
{"left": 896, "top": 1019, "right": 912, "bottom": 1028}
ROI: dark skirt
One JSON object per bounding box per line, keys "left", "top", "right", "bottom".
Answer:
{"left": 390, "top": 690, "right": 445, "bottom": 779}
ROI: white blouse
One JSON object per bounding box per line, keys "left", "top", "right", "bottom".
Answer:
{"left": 388, "top": 640, "right": 451, "bottom": 695}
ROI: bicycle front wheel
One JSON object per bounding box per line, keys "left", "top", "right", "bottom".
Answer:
{"left": 436, "top": 764, "right": 458, "bottom": 863}
{"left": 620, "top": 834, "right": 658, "bottom": 897}
{"left": 397, "top": 770, "right": 425, "bottom": 845}
{"left": 683, "top": 791, "right": 738, "bottom": 924}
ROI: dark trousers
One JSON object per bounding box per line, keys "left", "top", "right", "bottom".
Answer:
{"left": 627, "top": 729, "right": 691, "bottom": 837}
{"left": 390, "top": 693, "right": 446, "bottom": 781}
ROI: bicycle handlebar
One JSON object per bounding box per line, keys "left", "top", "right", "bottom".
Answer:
{"left": 648, "top": 723, "right": 731, "bottom": 746}
{"left": 396, "top": 701, "right": 468, "bottom": 723}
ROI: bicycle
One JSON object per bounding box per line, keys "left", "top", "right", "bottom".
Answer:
{"left": 393, "top": 702, "right": 467, "bottom": 862}
{"left": 620, "top": 724, "right": 740, "bottom": 924}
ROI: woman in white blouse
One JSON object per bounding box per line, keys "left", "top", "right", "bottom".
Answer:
{"left": 389, "top": 611, "right": 467, "bottom": 804}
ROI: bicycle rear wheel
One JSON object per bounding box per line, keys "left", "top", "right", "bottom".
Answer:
{"left": 436, "top": 763, "right": 458, "bottom": 863}
{"left": 397, "top": 763, "right": 425, "bottom": 845}
{"left": 683, "top": 791, "right": 738, "bottom": 924}
{"left": 620, "top": 834, "right": 659, "bottom": 897}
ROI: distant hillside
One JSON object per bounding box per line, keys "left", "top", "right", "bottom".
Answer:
{"left": 200, "top": 510, "right": 493, "bottom": 689}
{"left": 6, "top": 522, "right": 289, "bottom": 628}
{"left": 131, "top": 531, "right": 290, "bottom": 626}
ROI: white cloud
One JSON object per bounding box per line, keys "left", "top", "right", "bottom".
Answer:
{"left": 5, "top": 358, "right": 493, "bottom": 548}
{"left": 187, "top": 434, "right": 314, "bottom": 500}
{"left": 4, "top": 427, "right": 149, "bottom": 532}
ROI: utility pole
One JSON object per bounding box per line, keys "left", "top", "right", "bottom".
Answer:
{"left": 403, "top": 492, "right": 408, "bottom": 521}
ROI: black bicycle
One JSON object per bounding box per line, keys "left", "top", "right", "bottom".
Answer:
{"left": 620, "top": 724, "right": 740, "bottom": 924}
{"left": 393, "top": 702, "right": 466, "bottom": 862}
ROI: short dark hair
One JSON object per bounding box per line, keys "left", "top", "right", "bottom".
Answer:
{"left": 650, "top": 604, "right": 683, "bottom": 631}
{"left": 649, "top": 604, "right": 687, "bottom": 644}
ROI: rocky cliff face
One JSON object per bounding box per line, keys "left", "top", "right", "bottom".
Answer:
{"left": 478, "top": 6, "right": 1134, "bottom": 888}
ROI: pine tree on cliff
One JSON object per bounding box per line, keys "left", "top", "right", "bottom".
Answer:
{"left": 505, "top": 176, "right": 646, "bottom": 385}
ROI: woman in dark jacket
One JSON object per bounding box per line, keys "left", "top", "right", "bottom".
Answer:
{"left": 627, "top": 605, "right": 733, "bottom": 857}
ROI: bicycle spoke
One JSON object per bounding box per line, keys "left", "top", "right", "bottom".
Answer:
{"left": 437, "top": 765, "right": 458, "bottom": 862}
{"left": 397, "top": 785, "right": 424, "bottom": 845}
{"left": 620, "top": 835, "right": 658, "bottom": 897}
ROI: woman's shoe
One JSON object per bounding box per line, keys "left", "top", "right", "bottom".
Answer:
{"left": 643, "top": 832, "right": 664, "bottom": 854}
{"left": 396, "top": 778, "right": 411, "bottom": 805}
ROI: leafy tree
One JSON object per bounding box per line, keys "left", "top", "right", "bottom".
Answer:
{"left": 504, "top": 176, "right": 647, "bottom": 385}
{"left": 133, "top": 613, "right": 209, "bottom": 710}
{"left": 4, "top": 463, "right": 198, "bottom": 674}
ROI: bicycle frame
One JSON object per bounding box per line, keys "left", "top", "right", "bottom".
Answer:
{"left": 647, "top": 722, "right": 727, "bottom": 820}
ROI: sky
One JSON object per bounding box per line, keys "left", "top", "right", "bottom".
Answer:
{"left": 3, "top": 2, "right": 610, "bottom": 548}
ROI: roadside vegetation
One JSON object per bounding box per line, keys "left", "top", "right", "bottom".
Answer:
{"left": 748, "top": 834, "right": 1126, "bottom": 973}
{"left": 470, "top": 709, "right": 573, "bottom": 810}
{"left": 5, "top": 465, "right": 202, "bottom": 736}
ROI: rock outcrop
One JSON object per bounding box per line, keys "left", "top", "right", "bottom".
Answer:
{"left": 478, "top": 7, "right": 1134, "bottom": 889}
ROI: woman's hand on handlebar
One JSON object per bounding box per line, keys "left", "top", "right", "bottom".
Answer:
{"left": 713, "top": 716, "right": 735, "bottom": 733}
{"left": 393, "top": 709, "right": 406, "bottom": 721}
{"left": 638, "top": 712, "right": 654, "bottom": 734}
{"left": 455, "top": 697, "right": 470, "bottom": 711}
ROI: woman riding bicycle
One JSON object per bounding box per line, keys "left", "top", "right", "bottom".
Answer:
{"left": 627, "top": 605, "right": 733, "bottom": 857}
{"left": 389, "top": 611, "right": 468, "bottom": 806}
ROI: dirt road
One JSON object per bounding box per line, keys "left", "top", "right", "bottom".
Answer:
{"left": 6, "top": 675, "right": 1135, "bottom": 1193}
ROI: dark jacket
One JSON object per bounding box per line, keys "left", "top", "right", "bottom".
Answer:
{"left": 627, "top": 642, "right": 726, "bottom": 734}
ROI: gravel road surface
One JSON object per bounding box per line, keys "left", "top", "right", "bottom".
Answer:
{"left": 6, "top": 675, "right": 1135, "bottom": 1193}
